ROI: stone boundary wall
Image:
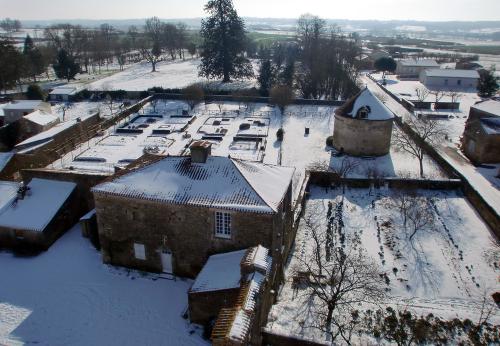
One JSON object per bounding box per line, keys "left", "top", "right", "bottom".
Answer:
{"left": 364, "top": 75, "right": 500, "bottom": 237}
{"left": 262, "top": 330, "right": 326, "bottom": 346}
{"left": 1, "top": 97, "right": 153, "bottom": 180}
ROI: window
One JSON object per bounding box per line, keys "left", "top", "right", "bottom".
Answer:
{"left": 134, "top": 243, "right": 146, "bottom": 260}
{"left": 215, "top": 212, "right": 231, "bottom": 239}
{"left": 457, "top": 79, "right": 462, "bottom": 86}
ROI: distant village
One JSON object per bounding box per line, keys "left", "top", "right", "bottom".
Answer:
{"left": 0, "top": 2, "right": 500, "bottom": 345}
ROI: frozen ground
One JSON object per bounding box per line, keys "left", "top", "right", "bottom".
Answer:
{"left": 0, "top": 224, "right": 207, "bottom": 346}
{"left": 88, "top": 58, "right": 259, "bottom": 91}
{"left": 266, "top": 185, "right": 500, "bottom": 344}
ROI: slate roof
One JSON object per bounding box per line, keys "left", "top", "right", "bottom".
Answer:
{"left": 422, "top": 69, "right": 480, "bottom": 79}
{"left": 398, "top": 59, "right": 439, "bottom": 67}
{"left": 472, "top": 100, "right": 500, "bottom": 117}
{"left": 92, "top": 156, "right": 295, "bottom": 214}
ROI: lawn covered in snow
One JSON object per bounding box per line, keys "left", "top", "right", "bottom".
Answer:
{"left": 88, "top": 58, "right": 259, "bottom": 91}
{"left": 0, "top": 224, "right": 207, "bottom": 346}
{"left": 266, "top": 185, "right": 500, "bottom": 344}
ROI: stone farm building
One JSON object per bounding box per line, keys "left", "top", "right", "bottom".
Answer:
{"left": 189, "top": 245, "right": 274, "bottom": 345}
{"left": 92, "top": 142, "right": 295, "bottom": 277}
{"left": 0, "top": 178, "right": 78, "bottom": 251}
{"left": 462, "top": 100, "right": 500, "bottom": 164}
{"left": 333, "top": 87, "right": 394, "bottom": 156}
{"left": 396, "top": 59, "right": 439, "bottom": 79}
{"left": 420, "top": 69, "right": 480, "bottom": 89}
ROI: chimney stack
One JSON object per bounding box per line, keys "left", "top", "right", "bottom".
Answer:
{"left": 190, "top": 140, "right": 212, "bottom": 163}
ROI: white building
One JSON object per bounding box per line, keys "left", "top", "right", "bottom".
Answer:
{"left": 396, "top": 59, "right": 439, "bottom": 79}
{"left": 49, "top": 86, "right": 80, "bottom": 102}
{"left": 420, "top": 69, "right": 480, "bottom": 89}
{"left": 2, "top": 100, "right": 52, "bottom": 124}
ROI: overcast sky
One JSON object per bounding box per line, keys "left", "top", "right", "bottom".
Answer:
{"left": 1, "top": 0, "right": 499, "bottom": 21}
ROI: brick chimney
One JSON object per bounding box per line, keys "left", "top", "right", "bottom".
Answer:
{"left": 190, "top": 140, "right": 212, "bottom": 163}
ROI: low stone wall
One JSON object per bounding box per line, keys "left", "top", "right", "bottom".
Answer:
{"left": 262, "top": 331, "right": 326, "bottom": 346}
{"left": 21, "top": 168, "right": 109, "bottom": 214}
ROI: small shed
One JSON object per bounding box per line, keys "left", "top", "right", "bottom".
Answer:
{"left": 49, "top": 86, "right": 80, "bottom": 102}
{"left": 0, "top": 178, "right": 78, "bottom": 251}
{"left": 2, "top": 100, "right": 52, "bottom": 124}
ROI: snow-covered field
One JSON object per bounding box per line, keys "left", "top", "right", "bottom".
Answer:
{"left": 88, "top": 58, "right": 259, "bottom": 91}
{"left": 266, "top": 185, "right": 500, "bottom": 344}
{"left": 0, "top": 224, "right": 207, "bottom": 346}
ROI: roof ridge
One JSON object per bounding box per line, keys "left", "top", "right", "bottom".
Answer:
{"left": 230, "top": 158, "right": 275, "bottom": 212}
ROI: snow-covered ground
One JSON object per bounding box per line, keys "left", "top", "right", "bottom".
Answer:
{"left": 266, "top": 185, "right": 500, "bottom": 344}
{"left": 88, "top": 58, "right": 259, "bottom": 91}
{"left": 0, "top": 224, "right": 207, "bottom": 346}
{"left": 372, "top": 74, "right": 481, "bottom": 145}
{"left": 370, "top": 72, "right": 482, "bottom": 145}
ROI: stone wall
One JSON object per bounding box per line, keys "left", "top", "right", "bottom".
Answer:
{"left": 94, "top": 193, "right": 285, "bottom": 277}
{"left": 333, "top": 114, "right": 393, "bottom": 156}
{"left": 21, "top": 168, "right": 109, "bottom": 213}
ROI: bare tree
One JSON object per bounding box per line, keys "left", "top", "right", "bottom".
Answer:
{"left": 429, "top": 89, "right": 445, "bottom": 104}
{"left": 405, "top": 197, "right": 434, "bottom": 241}
{"left": 293, "top": 211, "right": 386, "bottom": 344}
{"left": 270, "top": 85, "right": 295, "bottom": 114}
{"left": 414, "top": 87, "right": 430, "bottom": 103}
{"left": 183, "top": 84, "right": 205, "bottom": 110}
{"left": 446, "top": 90, "right": 463, "bottom": 105}
{"left": 59, "top": 102, "right": 73, "bottom": 122}
{"left": 392, "top": 119, "right": 447, "bottom": 178}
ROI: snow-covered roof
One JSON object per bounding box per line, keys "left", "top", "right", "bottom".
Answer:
{"left": 93, "top": 156, "right": 294, "bottom": 214}
{"left": 49, "top": 87, "right": 79, "bottom": 96}
{"left": 471, "top": 100, "right": 500, "bottom": 117}
{"left": 229, "top": 310, "right": 252, "bottom": 343}
{"left": 398, "top": 59, "right": 439, "bottom": 67}
{"left": 242, "top": 272, "right": 265, "bottom": 312}
{"left": 190, "top": 249, "right": 246, "bottom": 293}
{"left": 422, "top": 69, "right": 480, "bottom": 79}
{"left": 480, "top": 118, "right": 500, "bottom": 135}
{"left": 0, "top": 181, "right": 18, "bottom": 212}
{"left": 80, "top": 209, "right": 96, "bottom": 221}
{"left": 3, "top": 100, "right": 46, "bottom": 110}
{"left": 0, "top": 152, "right": 14, "bottom": 172}
{"left": 243, "top": 245, "right": 272, "bottom": 274}
{"left": 0, "top": 178, "right": 76, "bottom": 232}
{"left": 15, "top": 120, "right": 79, "bottom": 151}
{"left": 337, "top": 87, "right": 394, "bottom": 121}
{"left": 23, "top": 110, "right": 59, "bottom": 126}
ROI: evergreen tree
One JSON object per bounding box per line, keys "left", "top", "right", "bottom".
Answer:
{"left": 477, "top": 68, "right": 499, "bottom": 97}
{"left": 0, "top": 38, "right": 23, "bottom": 93}
{"left": 23, "top": 35, "right": 45, "bottom": 82}
{"left": 198, "top": 0, "right": 254, "bottom": 82}
{"left": 257, "top": 59, "right": 274, "bottom": 96}
{"left": 280, "top": 61, "right": 295, "bottom": 88}
{"left": 26, "top": 84, "right": 45, "bottom": 100}
{"left": 53, "top": 49, "right": 79, "bottom": 82}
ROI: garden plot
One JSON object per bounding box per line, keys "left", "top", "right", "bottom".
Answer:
{"left": 330, "top": 127, "right": 448, "bottom": 179}
{"left": 275, "top": 105, "right": 337, "bottom": 200}
{"left": 266, "top": 185, "right": 500, "bottom": 344}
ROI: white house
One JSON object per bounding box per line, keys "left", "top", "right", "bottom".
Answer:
{"left": 420, "top": 69, "right": 480, "bottom": 89}
{"left": 396, "top": 59, "right": 439, "bottom": 79}
{"left": 2, "top": 100, "right": 52, "bottom": 125}
{"left": 49, "top": 86, "right": 80, "bottom": 102}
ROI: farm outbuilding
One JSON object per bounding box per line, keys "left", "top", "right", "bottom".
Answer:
{"left": 420, "top": 69, "right": 480, "bottom": 89}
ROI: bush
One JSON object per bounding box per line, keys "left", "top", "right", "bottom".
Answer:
{"left": 326, "top": 136, "right": 334, "bottom": 147}
{"left": 26, "top": 84, "right": 45, "bottom": 100}
{"left": 276, "top": 128, "right": 284, "bottom": 141}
